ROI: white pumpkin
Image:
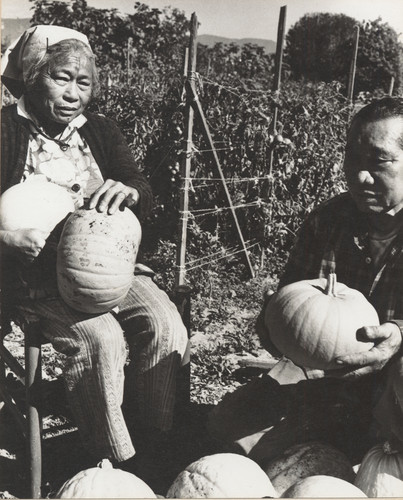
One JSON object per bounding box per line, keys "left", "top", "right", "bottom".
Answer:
{"left": 282, "top": 474, "right": 367, "bottom": 498}
{"left": 55, "top": 459, "right": 156, "bottom": 498}
{"left": 0, "top": 181, "right": 74, "bottom": 233}
{"left": 354, "top": 441, "right": 403, "bottom": 497}
{"left": 265, "top": 274, "right": 379, "bottom": 369}
{"left": 166, "top": 453, "right": 277, "bottom": 498}
{"left": 57, "top": 207, "right": 141, "bottom": 313}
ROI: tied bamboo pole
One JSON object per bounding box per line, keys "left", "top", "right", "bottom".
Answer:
{"left": 263, "top": 5, "right": 287, "bottom": 259}
{"left": 389, "top": 75, "right": 395, "bottom": 96}
{"left": 267, "top": 5, "right": 287, "bottom": 178}
{"left": 347, "top": 25, "right": 360, "bottom": 102}
{"left": 173, "top": 22, "right": 196, "bottom": 420}
{"left": 175, "top": 13, "right": 198, "bottom": 287}
{"left": 186, "top": 80, "right": 255, "bottom": 278}
{"left": 127, "top": 37, "right": 133, "bottom": 86}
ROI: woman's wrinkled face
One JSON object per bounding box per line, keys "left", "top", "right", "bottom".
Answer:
{"left": 29, "top": 54, "right": 93, "bottom": 126}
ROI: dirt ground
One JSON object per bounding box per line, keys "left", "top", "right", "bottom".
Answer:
{"left": 0, "top": 322, "right": 264, "bottom": 498}
{"left": 0, "top": 312, "right": 373, "bottom": 498}
{"left": 0, "top": 377, "right": 221, "bottom": 498}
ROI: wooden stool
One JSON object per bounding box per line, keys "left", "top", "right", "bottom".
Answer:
{"left": 0, "top": 322, "right": 44, "bottom": 498}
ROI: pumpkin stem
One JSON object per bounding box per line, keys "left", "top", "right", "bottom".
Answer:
{"left": 325, "top": 273, "right": 337, "bottom": 296}
{"left": 383, "top": 441, "right": 399, "bottom": 455}
{"left": 97, "top": 458, "right": 113, "bottom": 469}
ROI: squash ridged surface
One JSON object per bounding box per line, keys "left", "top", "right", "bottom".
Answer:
{"left": 56, "top": 459, "right": 156, "bottom": 498}
{"left": 354, "top": 442, "right": 403, "bottom": 497}
{"left": 57, "top": 207, "right": 141, "bottom": 313}
{"left": 265, "top": 275, "right": 379, "bottom": 369}
{"left": 166, "top": 453, "right": 277, "bottom": 498}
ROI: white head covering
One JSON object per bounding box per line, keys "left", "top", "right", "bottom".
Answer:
{"left": 1, "top": 25, "right": 92, "bottom": 98}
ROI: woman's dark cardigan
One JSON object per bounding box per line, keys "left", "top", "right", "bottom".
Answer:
{"left": 1, "top": 104, "right": 153, "bottom": 221}
{"left": 1, "top": 105, "right": 154, "bottom": 321}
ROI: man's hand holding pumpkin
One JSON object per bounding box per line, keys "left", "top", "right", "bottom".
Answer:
{"left": 326, "top": 322, "right": 402, "bottom": 378}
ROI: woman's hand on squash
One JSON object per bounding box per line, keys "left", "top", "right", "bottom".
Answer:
{"left": 0, "top": 228, "right": 49, "bottom": 262}
{"left": 88, "top": 179, "right": 139, "bottom": 215}
{"left": 326, "top": 322, "right": 402, "bottom": 379}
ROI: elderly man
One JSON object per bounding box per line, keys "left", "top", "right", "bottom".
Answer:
{"left": 209, "top": 97, "right": 403, "bottom": 460}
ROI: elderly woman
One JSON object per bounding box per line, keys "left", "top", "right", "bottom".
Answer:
{"left": 1, "top": 25, "right": 188, "bottom": 465}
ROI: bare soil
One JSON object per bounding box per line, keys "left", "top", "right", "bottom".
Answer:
{"left": 1, "top": 306, "right": 271, "bottom": 498}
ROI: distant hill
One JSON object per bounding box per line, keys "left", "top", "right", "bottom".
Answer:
{"left": 1, "top": 19, "right": 276, "bottom": 55}
{"left": 198, "top": 34, "right": 276, "bottom": 54}
{"left": 1, "top": 18, "right": 31, "bottom": 47}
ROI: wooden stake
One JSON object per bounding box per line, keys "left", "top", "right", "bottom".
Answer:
{"left": 264, "top": 5, "right": 286, "bottom": 219}
{"left": 389, "top": 75, "right": 395, "bottom": 96}
{"left": 272, "top": 7, "right": 287, "bottom": 94}
{"left": 347, "top": 25, "right": 360, "bottom": 102}
{"left": 176, "top": 12, "right": 255, "bottom": 280}
{"left": 267, "top": 5, "right": 287, "bottom": 178}
{"left": 175, "top": 13, "right": 198, "bottom": 287}
{"left": 186, "top": 80, "right": 255, "bottom": 278}
{"left": 127, "top": 37, "right": 133, "bottom": 85}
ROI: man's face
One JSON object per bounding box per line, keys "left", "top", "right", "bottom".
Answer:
{"left": 343, "top": 116, "right": 403, "bottom": 214}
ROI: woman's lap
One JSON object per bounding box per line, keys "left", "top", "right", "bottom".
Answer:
{"left": 14, "top": 273, "right": 187, "bottom": 352}
{"left": 12, "top": 273, "right": 188, "bottom": 459}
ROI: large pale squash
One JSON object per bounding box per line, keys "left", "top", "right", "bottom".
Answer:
{"left": 57, "top": 207, "right": 141, "bottom": 313}
{"left": 265, "top": 273, "right": 379, "bottom": 369}
{"left": 55, "top": 458, "right": 156, "bottom": 498}
{"left": 0, "top": 181, "right": 74, "bottom": 233}
{"left": 354, "top": 441, "right": 403, "bottom": 497}
{"left": 282, "top": 475, "right": 367, "bottom": 498}
{"left": 166, "top": 453, "right": 277, "bottom": 498}
{"left": 264, "top": 441, "right": 355, "bottom": 496}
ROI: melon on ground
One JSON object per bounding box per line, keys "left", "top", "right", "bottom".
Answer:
{"left": 282, "top": 474, "right": 367, "bottom": 498}
{"left": 166, "top": 453, "right": 277, "bottom": 498}
{"left": 264, "top": 441, "right": 355, "bottom": 496}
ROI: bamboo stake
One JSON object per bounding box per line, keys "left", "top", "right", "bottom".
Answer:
{"left": 267, "top": 5, "right": 287, "bottom": 178}
{"left": 389, "top": 75, "right": 395, "bottom": 96}
{"left": 175, "top": 13, "right": 198, "bottom": 287}
{"left": 186, "top": 80, "right": 255, "bottom": 278}
{"left": 127, "top": 37, "right": 132, "bottom": 85}
{"left": 347, "top": 25, "right": 360, "bottom": 102}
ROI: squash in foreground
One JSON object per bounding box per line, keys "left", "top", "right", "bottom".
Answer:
{"left": 282, "top": 474, "right": 367, "bottom": 498}
{"left": 55, "top": 458, "right": 156, "bottom": 498}
{"left": 265, "top": 273, "right": 379, "bottom": 369}
{"left": 354, "top": 441, "right": 403, "bottom": 497}
{"left": 166, "top": 453, "right": 277, "bottom": 498}
{"left": 0, "top": 181, "right": 74, "bottom": 233}
{"left": 57, "top": 207, "right": 141, "bottom": 313}
{"left": 264, "top": 441, "right": 355, "bottom": 496}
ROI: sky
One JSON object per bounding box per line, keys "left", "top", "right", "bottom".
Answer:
{"left": 2, "top": 0, "right": 403, "bottom": 40}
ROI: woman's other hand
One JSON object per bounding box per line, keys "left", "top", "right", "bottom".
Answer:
{"left": 88, "top": 179, "right": 140, "bottom": 214}
{"left": 0, "top": 228, "right": 50, "bottom": 262}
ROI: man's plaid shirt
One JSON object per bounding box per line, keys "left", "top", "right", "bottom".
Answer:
{"left": 279, "top": 192, "right": 403, "bottom": 332}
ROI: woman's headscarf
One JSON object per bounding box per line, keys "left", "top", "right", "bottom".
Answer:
{"left": 1, "top": 25, "right": 92, "bottom": 98}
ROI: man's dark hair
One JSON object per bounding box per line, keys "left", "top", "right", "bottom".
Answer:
{"left": 349, "top": 97, "right": 403, "bottom": 148}
{"left": 351, "top": 97, "right": 403, "bottom": 126}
